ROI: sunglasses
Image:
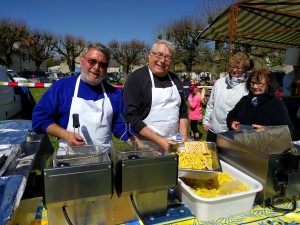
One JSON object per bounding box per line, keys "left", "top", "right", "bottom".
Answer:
{"left": 83, "top": 56, "right": 109, "bottom": 68}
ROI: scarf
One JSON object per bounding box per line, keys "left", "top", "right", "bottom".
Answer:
{"left": 226, "top": 72, "right": 247, "bottom": 88}
{"left": 247, "top": 92, "right": 275, "bottom": 108}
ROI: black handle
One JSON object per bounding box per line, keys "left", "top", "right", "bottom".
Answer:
{"left": 72, "top": 113, "right": 80, "bottom": 128}
{"left": 266, "top": 196, "right": 297, "bottom": 212}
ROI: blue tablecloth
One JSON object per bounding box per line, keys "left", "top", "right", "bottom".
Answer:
{"left": 0, "top": 176, "right": 25, "bottom": 225}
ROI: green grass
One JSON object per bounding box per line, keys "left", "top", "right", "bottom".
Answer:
{"left": 30, "top": 84, "right": 206, "bottom": 150}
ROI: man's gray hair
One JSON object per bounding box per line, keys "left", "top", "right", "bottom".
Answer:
{"left": 151, "top": 40, "right": 176, "bottom": 56}
{"left": 81, "top": 42, "right": 111, "bottom": 61}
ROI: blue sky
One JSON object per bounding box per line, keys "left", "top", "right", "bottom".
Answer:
{"left": 0, "top": 0, "right": 203, "bottom": 45}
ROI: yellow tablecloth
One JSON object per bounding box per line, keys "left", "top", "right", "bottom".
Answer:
{"left": 197, "top": 200, "right": 300, "bottom": 225}
{"left": 126, "top": 200, "right": 300, "bottom": 225}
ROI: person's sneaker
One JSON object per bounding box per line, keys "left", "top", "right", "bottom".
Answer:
{"left": 188, "top": 136, "right": 194, "bottom": 141}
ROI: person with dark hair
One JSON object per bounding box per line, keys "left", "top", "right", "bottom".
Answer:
{"left": 188, "top": 87, "right": 203, "bottom": 140}
{"left": 32, "top": 42, "right": 134, "bottom": 154}
{"left": 227, "top": 68, "right": 294, "bottom": 133}
{"left": 182, "top": 77, "right": 192, "bottom": 100}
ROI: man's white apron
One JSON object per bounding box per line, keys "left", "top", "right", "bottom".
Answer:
{"left": 58, "top": 76, "right": 113, "bottom": 154}
{"left": 143, "top": 69, "right": 181, "bottom": 138}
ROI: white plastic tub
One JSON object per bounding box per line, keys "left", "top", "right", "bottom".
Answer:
{"left": 175, "top": 160, "right": 263, "bottom": 221}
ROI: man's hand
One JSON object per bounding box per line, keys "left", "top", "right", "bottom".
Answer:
{"left": 156, "top": 137, "right": 177, "bottom": 151}
{"left": 67, "top": 131, "right": 85, "bottom": 146}
{"left": 46, "top": 123, "right": 85, "bottom": 146}
{"left": 127, "top": 136, "right": 148, "bottom": 149}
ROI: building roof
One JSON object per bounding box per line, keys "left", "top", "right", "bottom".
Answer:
{"left": 197, "top": 0, "right": 300, "bottom": 50}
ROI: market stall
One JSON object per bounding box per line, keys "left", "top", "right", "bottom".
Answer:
{"left": 2, "top": 120, "right": 300, "bottom": 224}
{"left": 196, "top": 0, "right": 300, "bottom": 60}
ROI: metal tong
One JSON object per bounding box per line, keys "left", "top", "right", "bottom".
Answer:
{"left": 120, "top": 112, "right": 134, "bottom": 139}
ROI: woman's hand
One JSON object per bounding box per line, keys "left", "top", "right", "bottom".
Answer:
{"left": 252, "top": 124, "right": 266, "bottom": 132}
{"left": 203, "top": 124, "right": 209, "bottom": 132}
{"left": 231, "top": 121, "right": 240, "bottom": 130}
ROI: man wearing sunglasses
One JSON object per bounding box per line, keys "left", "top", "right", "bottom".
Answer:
{"left": 123, "top": 40, "right": 189, "bottom": 151}
{"left": 32, "top": 43, "right": 133, "bottom": 155}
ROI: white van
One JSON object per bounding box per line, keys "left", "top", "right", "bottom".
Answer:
{"left": 7, "top": 69, "right": 28, "bottom": 83}
{"left": 0, "top": 65, "right": 22, "bottom": 120}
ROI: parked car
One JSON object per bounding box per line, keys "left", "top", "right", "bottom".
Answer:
{"left": 75, "top": 66, "right": 81, "bottom": 75}
{"left": 17, "top": 70, "right": 49, "bottom": 83}
{"left": 47, "top": 72, "right": 65, "bottom": 83}
{"left": 65, "top": 72, "right": 76, "bottom": 77}
{"left": 7, "top": 69, "right": 28, "bottom": 83}
{"left": 0, "top": 65, "right": 22, "bottom": 120}
{"left": 105, "top": 73, "right": 121, "bottom": 83}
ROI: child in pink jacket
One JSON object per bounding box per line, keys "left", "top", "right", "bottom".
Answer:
{"left": 188, "top": 87, "right": 203, "bottom": 140}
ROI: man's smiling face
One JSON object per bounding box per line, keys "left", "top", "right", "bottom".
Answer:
{"left": 80, "top": 47, "right": 109, "bottom": 85}
{"left": 148, "top": 43, "right": 173, "bottom": 77}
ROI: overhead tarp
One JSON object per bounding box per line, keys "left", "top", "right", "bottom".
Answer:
{"left": 198, "top": 0, "right": 300, "bottom": 50}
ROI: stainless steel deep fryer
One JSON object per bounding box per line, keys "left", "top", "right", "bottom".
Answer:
{"left": 43, "top": 145, "right": 113, "bottom": 208}
{"left": 217, "top": 125, "right": 300, "bottom": 211}
{"left": 112, "top": 141, "right": 178, "bottom": 217}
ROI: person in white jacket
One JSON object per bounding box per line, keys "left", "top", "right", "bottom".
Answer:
{"left": 202, "top": 52, "right": 251, "bottom": 142}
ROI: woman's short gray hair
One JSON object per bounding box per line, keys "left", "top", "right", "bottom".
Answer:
{"left": 81, "top": 42, "right": 111, "bottom": 61}
{"left": 151, "top": 40, "right": 176, "bottom": 56}
{"left": 230, "top": 51, "right": 251, "bottom": 70}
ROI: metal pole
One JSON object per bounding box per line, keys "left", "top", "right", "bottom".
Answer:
{"left": 228, "top": 4, "right": 239, "bottom": 69}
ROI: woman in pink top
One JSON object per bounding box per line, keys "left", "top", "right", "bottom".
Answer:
{"left": 188, "top": 87, "right": 203, "bottom": 140}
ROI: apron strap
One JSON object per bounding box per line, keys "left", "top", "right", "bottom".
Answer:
{"left": 100, "top": 82, "right": 108, "bottom": 98}
{"left": 74, "top": 76, "right": 81, "bottom": 97}
{"left": 148, "top": 67, "right": 175, "bottom": 87}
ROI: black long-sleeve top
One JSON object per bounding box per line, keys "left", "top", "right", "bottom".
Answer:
{"left": 226, "top": 93, "right": 294, "bottom": 133}
{"left": 123, "top": 66, "right": 188, "bottom": 133}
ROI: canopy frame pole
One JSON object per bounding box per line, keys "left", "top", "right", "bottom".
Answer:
{"left": 228, "top": 4, "right": 239, "bottom": 69}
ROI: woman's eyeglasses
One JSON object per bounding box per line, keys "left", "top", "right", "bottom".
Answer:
{"left": 250, "top": 82, "right": 266, "bottom": 87}
{"left": 83, "top": 56, "right": 109, "bottom": 68}
{"left": 230, "top": 66, "right": 244, "bottom": 72}
{"left": 151, "top": 51, "right": 173, "bottom": 62}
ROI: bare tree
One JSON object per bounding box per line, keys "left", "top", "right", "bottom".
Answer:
{"left": 0, "top": 17, "right": 28, "bottom": 67}
{"left": 157, "top": 16, "right": 207, "bottom": 77}
{"left": 108, "top": 39, "right": 148, "bottom": 77}
{"left": 55, "top": 34, "right": 85, "bottom": 72}
{"left": 196, "top": 0, "right": 238, "bottom": 77}
{"left": 199, "top": 0, "right": 236, "bottom": 25}
{"left": 22, "top": 29, "right": 56, "bottom": 70}
{"left": 198, "top": 0, "right": 284, "bottom": 74}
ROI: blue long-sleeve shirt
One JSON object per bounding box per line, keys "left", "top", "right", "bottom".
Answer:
{"left": 32, "top": 75, "right": 131, "bottom": 141}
